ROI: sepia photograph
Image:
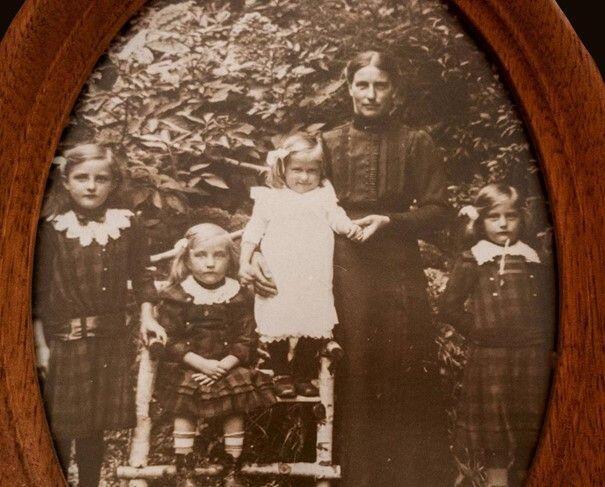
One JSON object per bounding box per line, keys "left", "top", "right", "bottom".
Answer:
{"left": 30, "top": 1, "right": 557, "bottom": 486}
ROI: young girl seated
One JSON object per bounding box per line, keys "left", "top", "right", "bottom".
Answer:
{"left": 157, "top": 223, "right": 276, "bottom": 487}
{"left": 439, "top": 184, "right": 555, "bottom": 487}
{"left": 32, "top": 143, "right": 164, "bottom": 487}
{"left": 239, "top": 133, "right": 363, "bottom": 398}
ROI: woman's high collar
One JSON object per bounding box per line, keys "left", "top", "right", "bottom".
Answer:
{"left": 352, "top": 113, "right": 395, "bottom": 132}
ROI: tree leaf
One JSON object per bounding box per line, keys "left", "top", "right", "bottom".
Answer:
{"left": 291, "top": 65, "right": 315, "bottom": 76}
{"left": 188, "top": 176, "right": 202, "bottom": 187}
{"left": 201, "top": 173, "right": 229, "bottom": 189}
{"left": 190, "top": 163, "right": 211, "bottom": 171}
{"left": 165, "top": 194, "right": 187, "bottom": 213}
{"left": 152, "top": 191, "right": 163, "bottom": 209}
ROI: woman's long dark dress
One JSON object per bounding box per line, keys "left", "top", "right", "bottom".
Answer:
{"left": 322, "top": 116, "right": 452, "bottom": 486}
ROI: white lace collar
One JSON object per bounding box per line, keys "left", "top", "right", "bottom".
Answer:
{"left": 471, "top": 239, "right": 541, "bottom": 265}
{"left": 49, "top": 209, "right": 134, "bottom": 247}
{"left": 180, "top": 275, "right": 241, "bottom": 305}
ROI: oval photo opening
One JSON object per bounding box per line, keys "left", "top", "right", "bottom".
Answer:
{"left": 32, "top": 1, "right": 557, "bottom": 485}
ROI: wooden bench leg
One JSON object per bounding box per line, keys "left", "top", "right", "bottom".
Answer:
{"left": 127, "top": 347, "right": 157, "bottom": 487}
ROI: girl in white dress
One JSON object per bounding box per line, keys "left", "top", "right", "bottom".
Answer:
{"left": 240, "top": 133, "right": 363, "bottom": 397}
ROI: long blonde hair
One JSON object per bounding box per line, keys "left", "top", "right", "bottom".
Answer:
{"left": 167, "top": 223, "right": 237, "bottom": 285}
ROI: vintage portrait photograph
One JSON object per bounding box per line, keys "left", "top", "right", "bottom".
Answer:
{"left": 31, "top": 0, "right": 557, "bottom": 486}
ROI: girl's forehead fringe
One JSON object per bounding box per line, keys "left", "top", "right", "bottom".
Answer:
{"left": 187, "top": 233, "right": 234, "bottom": 249}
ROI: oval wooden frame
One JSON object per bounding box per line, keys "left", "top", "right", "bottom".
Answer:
{"left": 0, "top": 0, "right": 603, "bottom": 485}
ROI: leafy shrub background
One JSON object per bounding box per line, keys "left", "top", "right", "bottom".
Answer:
{"left": 47, "top": 0, "right": 553, "bottom": 485}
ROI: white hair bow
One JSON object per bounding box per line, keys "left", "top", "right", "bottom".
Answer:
{"left": 458, "top": 205, "right": 480, "bottom": 221}
{"left": 266, "top": 147, "right": 291, "bottom": 168}
{"left": 53, "top": 156, "right": 68, "bottom": 174}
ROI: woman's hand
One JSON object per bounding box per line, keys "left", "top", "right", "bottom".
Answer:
{"left": 139, "top": 316, "right": 168, "bottom": 347}
{"left": 239, "top": 251, "right": 278, "bottom": 297}
{"left": 353, "top": 214, "right": 391, "bottom": 242}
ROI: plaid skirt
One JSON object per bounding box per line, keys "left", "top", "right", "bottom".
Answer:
{"left": 43, "top": 336, "right": 135, "bottom": 438}
{"left": 158, "top": 364, "right": 276, "bottom": 420}
{"left": 454, "top": 344, "right": 553, "bottom": 468}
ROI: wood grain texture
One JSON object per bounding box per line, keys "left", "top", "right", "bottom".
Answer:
{"left": 0, "top": 0, "right": 603, "bottom": 485}
{"left": 452, "top": 3, "right": 605, "bottom": 484}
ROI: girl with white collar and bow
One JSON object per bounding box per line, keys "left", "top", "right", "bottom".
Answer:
{"left": 439, "top": 184, "right": 555, "bottom": 487}
{"left": 239, "top": 133, "right": 363, "bottom": 398}
{"left": 156, "top": 223, "right": 276, "bottom": 487}
{"left": 32, "top": 143, "right": 166, "bottom": 486}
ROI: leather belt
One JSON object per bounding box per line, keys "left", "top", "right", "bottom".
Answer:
{"left": 53, "top": 312, "right": 124, "bottom": 340}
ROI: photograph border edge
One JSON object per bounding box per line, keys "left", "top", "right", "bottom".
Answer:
{"left": 0, "top": 0, "right": 603, "bottom": 485}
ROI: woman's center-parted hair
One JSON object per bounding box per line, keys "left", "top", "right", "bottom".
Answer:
{"left": 265, "top": 132, "right": 326, "bottom": 189}
{"left": 168, "top": 223, "right": 238, "bottom": 285}
{"left": 344, "top": 50, "right": 402, "bottom": 87}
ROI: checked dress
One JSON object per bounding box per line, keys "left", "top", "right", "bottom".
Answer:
{"left": 439, "top": 240, "right": 556, "bottom": 470}
{"left": 156, "top": 277, "right": 276, "bottom": 421}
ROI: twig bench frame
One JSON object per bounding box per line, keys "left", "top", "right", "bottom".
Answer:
{"left": 116, "top": 344, "right": 341, "bottom": 485}
{"left": 0, "top": 0, "right": 603, "bottom": 485}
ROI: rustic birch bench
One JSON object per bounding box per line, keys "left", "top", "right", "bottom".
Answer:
{"left": 116, "top": 342, "right": 342, "bottom": 486}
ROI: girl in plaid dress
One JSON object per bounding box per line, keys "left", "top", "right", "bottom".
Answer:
{"left": 439, "top": 184, "right": 555, "bottom": 487}
{"left": 156, "top": 223, "right": 276, "bottom": 487}
{"left": 32, "top": 144, "right": 166, "bottom": 487}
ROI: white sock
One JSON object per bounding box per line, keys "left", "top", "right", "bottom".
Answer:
{"left": 173, "top": 430, "right": 195, "bottom": 455}
{"left": 224, "top": 431, "right": 244, "bottom": 459}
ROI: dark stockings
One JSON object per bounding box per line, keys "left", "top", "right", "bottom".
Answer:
{"left": 54, "top": 434, "right": 105, "bottom": 487}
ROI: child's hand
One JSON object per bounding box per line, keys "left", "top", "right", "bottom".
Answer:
{"left": 218, "top": 355, "right": 240, "bottom": 372}
{"left": 191, "top": 373, "right": 216, "bottom": 387}
{"left": 186, "top": 354, "right": 227, "bottom": 380}
{"left": 353, "top": 215, "right": 391, "bottom": 242}
{"left": 346, "top": 224, "right": 364, "bottom": 242}
{"left": 202, "top": 359, "right": 228, "bottom": 380}
{"left": 36, "top": 344, "right": 50, "bottom": 380}
{"left": 140, "top": 314, "right": 168, "bottom": 347}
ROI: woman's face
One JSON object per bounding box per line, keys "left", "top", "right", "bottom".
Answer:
{"left": 348, "top": 65, "right": 395, "bottom": 119}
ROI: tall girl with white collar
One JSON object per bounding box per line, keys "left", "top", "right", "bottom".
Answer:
{"left": 33, "top": 143, "right": 165, "bottom": 486}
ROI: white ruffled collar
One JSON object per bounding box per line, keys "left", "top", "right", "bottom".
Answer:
{"left": 471, "top": 239, "right": 541, "bottom": 265}
{"left": 49, "top": 209, "right": 134, "bottom": 246}
{"left": 180, "top": 275, "right": 241, "bottom": 305}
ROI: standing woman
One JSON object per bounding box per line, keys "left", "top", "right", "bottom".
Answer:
{"left": 242, "top": 50, "right": 452, "bottom": 485}
{"left": 322, "top": 50, "right": 452, "bottom": 486}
